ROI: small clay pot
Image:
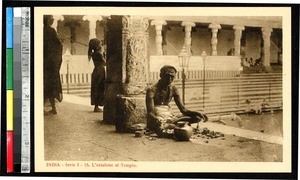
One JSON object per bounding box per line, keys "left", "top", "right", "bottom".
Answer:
{"left": 174, "top": 121, "right": 193, "bottom": 141}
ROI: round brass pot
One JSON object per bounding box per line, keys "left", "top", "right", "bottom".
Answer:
{"left": 174, "top": 121, "right": 193, "bottom": 141}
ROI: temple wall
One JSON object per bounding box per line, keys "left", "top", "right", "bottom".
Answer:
{"left": 164, "top": 26, "right": 185, "bottom": 55}
{"left": 57, "top": 20, "right": 280, "bottom": 64}
{"left": 244, "top": 31, "right": 262, "bottom": 61}
{"left": 149, "top": 55, "right": 241, "bottom": 72}
{"left": 218, "top": 29, "right": 235, "bottom": 56}
{"left": 270, "top": 32, "right": 280, "bottom": 63}
{"left": 57, "top": 20, "right": 105, "bottom": 55}
{"left": 191, "top": 28, "right": 212, "bottom": 55}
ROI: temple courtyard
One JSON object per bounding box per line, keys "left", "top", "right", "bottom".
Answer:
{"left": 43, "top": 94, "right": 283, "bottom": 163}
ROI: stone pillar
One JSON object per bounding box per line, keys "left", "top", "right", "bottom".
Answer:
{"left": 261, "top": 27, "right": 273, "bottom": 67}
{"left": 64, "top": 21, "right": 81, "bottom": 54}
{"left": 277, "top": 30, "right": 282, "bottom": 64}
{"left": 101, "top": 17, "right": 109, "bottom": 53}
{"left": 52, "top": 15, "right": 64, "bottom": 32}
{"left": 104, "top": 16, "right": 149, "bottom": 132}
{"left": 117, "top": 16, "right": 149, "bottom": 132}
{"left": 181, "top": 21, "right": 195, "bottom": 54}
{"left": 83, "top": 15, "right": 103, "bottom": 40}
{"left": 104, "top": 16, "right": 123, "bottom": 125}
{"left": 209, "top": 23, "right": 221, "bottom": 56}
{"left": 151, "top": 20, "right": 166, "bottom": 55}
{"left": 122, "top": 16, "right": 149, "bottom": 94}
{"left": 233, "top": 25, "right": 245, "bottom": 56}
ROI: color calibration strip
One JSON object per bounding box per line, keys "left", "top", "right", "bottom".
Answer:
{"left": 21, "top": 7, "right": 31, "bottom": 173}
{"left": 6, "top": 7, "right": 14, "bottom": 173}
{"left": 13, "top": 8, "right": 22, "bottom": 173}
{"left": 5, "top": 7, "right": 31, "bottom": 174}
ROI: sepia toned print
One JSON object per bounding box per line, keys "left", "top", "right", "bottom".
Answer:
{"left": 34, "top": 7, "right": 291, "bottom": 172}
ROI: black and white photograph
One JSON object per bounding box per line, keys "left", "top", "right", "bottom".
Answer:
{"left": 34, "top": 6, "right": 292, "bottom": 173}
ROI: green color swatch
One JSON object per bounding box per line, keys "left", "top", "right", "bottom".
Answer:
{"left": 6, "top": 48, "right": 13, "bottom": 89}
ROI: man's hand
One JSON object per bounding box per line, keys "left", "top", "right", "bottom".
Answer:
{"left": 201, "top": 113, "right": 209, "bottom": 122}
{"left": 195, "top": 113, "right": 208, "bottom": 122}
{"left": 186, "top": 110, "right": 208, "bottom": 122}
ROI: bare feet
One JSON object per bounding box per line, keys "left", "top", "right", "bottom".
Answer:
{"left": 44, "top": 109, "right": 57, "bottom": 115}
{"left": 94, "top": 106, "right": 103, "bottom": 112}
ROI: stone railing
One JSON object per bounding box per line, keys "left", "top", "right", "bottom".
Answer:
{"left": 60, "top": 55, "right": 94, "bottom": 85}
{"left": 60, "top": 55, "right": 242, "bottom": 85}
{"left": 149, "top": 55, "right": 242, "bottom": 81}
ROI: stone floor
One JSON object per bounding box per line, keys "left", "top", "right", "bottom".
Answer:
{"left": 42, "top": 94, "right": 283, "bottom": 164}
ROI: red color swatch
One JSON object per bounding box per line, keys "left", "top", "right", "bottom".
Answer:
{"left": 7, "top": 131, "right": 14, "bottom": 173}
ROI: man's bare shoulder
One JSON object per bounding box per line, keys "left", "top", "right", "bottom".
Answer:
{"left": 146, "top": 83, "right": 158, "bottom": 98}
{"left": 147, "top": 83, "right": 158, "bottom": 92}
{"left": 170, "top": 84, "right": 179, "bottom": 95}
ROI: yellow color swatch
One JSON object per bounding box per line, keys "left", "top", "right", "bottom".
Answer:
{"left": 7, "top": 90, "right": 13, "bottom": 131}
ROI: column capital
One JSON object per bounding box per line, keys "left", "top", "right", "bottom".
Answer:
{"left": 122, "top": 16, "right": 149, "bottom": 34}
{"left": 261, "top": 27, "right": 273, "bottom": 67}
{"left": 53, "top": 15, "right": 64, "bottom": 22}
{"left": 83, "top": 15, "right": 103, "bottom": 22}
{"left": 233, "top": 25, "right": 244, "bottom": 56}
{"left": 209, "top": 23, "right": 221, "bottom": 29}
{"left": 150, "top": 19, "right": 167, "bottom": 26}
{"left": 52, "top": 15, "right": 64, "bottom": 31}
{"left": 83, "top": 15, "right": 103, "bottom": 40}
{"left": 151, "top": 20, "right": 165, "bottom": 55}
{"left": 233, "top": 25, "right": 245, "bottom": 31}
{"left": 261, "top": 26, "right": 273, "bottom": 36}
{"left": 181, "top": 21, "right": 196, "bottom": 28}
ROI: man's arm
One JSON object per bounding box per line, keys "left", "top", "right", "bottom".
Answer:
{"left": 146, "top": 88, "right": 161, "bottom": 120}
{"left": 173, "top": 86, "right": 208, "bottom": 122}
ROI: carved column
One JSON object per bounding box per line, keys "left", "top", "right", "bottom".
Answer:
{"left": 181, "top": 21, "right": 195, "bottom": 54}
{"left": 209, "top": 23, "right": 221, "bottom": 56}
{"left": 115, "top": 16, "right": 149, "bottom": 132}
{"left": 261, "top": 27, "right": 273, "bottom": 67}
{"left": 52, "top": 15, "right": 64, "bottom": 32}
{"left": 83, "top": 15, "right": 103, "bottom": 40}
{"left": 233, "top": 25, "right": 245, "bottom": 56}
{"left": 122, "top": 16, "right": 149, "bottom": 94}
{"left": 105, "top": 16, "right": 149, "bottom": 130}
{"left": 151, "top": 20, "right": 166, "bottom": 55}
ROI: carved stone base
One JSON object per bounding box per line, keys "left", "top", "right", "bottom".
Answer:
{"left": 116, "top": 94, "right": 147, "bottom": 133}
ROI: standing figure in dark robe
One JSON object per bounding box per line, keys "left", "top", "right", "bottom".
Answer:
{"left": 88, "top": 38, "right": 106, "bottom": 112}
{"left": 43, "top": 15, "right": 63, "bottom": 115}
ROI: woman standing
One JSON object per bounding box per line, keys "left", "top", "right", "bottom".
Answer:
{"left": 88, "top": 38, "right": 106, "bottom": 112}
{"left": 44, "top": 15, "right": 63, "bottom": 115}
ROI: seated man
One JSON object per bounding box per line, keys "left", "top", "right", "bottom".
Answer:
{"left": 146, "top": 65, "right": 208, "bottom": 137}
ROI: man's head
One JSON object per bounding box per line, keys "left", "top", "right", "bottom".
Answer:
{"left": 160, "top": 65, "right": 177, "bottom": 85}
{"left": 44, "top": 15, "right": 54, "bottom": 26}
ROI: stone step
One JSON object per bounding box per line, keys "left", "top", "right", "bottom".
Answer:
{"left": 183, "top": 102, "right": 282, "bottom": 112}
{"left": 171, "top": 104, "right": 282, "bottom": 116}
{"left": 62, "top": 74, "right": 283, "bottom": 117}
{"left": 63, "top": 82, "right": 282, "bottom": 92}
{"left": 184, "top": 97, "right": 282, "bottom": 107}
{"left": 174, "top": 81, "right": 282, "bottom": 88}
{"left": 172, "top": 98, "right": 282, "bottom": 108}
{"left": 177, "top": 79, "right": 282, "bottom": 85}
{"left": 65, "top": 90, "right": 90, "bottom": 94}
{"left": 62, "top": 85, "right": 90, "bottom": 90}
